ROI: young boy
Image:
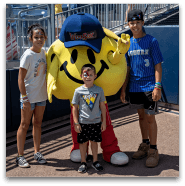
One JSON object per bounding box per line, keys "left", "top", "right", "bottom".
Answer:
{"left": 120, "top": 9, "right": 163, "bottom": 168}
{"left": 72, "top": 64, "right": 106, "bottom": 173}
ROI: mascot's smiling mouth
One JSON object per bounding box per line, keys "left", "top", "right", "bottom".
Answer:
{"left": 60, "top": 60, "right": 109, "bottom": 84}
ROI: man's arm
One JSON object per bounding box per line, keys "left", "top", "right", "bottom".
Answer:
{"left": 120, "top": 66, "right": 130, "bottom": 103}
{"left": 152, "top": 62, "right": 162, "bottom": 101}
{"left": 155, "top": 62, "right": 162, "bottom": 83}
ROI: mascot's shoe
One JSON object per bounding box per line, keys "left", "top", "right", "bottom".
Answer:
{"left": 146, "top": 149, "right": 159, "bottom": 168}
{"left": 132, "top": 143, "right": 150, "bottom": 159}
{"left": 110, "top": 152, "right": 129, "bottom": 165}
{"left": 70, "top": 149, "right": 81, "bottom": 162}
{"left": 70, "top": 149, "right": 90, "bottom": 163}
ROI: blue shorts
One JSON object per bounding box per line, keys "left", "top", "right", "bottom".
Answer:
{"left": 20, "top": 100, "right": 46, "bottom": 111}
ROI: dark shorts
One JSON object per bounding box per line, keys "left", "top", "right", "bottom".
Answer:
{"left": 77, "top": 122, "right": 102, "bottom": 144}
{"left": 129, "top": 91, "right": 158, "bottom": 115}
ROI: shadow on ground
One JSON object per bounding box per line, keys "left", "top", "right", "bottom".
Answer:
{"left": 38, "top": 152, "right": 179, "bottom": 177}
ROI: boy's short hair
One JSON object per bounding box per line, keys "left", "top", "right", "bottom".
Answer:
{"left": 81, "top": 64, "right": 96, "bottom": 75}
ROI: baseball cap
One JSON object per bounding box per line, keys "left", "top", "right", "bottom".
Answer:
{"left": 128, "top": 9, "right": 144, "bottom": 22}
{"left": 59, "top": 12, "right": 105, "bottom": 53}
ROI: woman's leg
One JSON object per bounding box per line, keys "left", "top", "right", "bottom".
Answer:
{"left": 17, "top": 106, "right": 33, "bottom": 156}
{"left": 32, "top": 105, "right": 45, "bottom": 153}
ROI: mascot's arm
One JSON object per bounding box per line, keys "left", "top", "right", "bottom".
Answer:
{"left": 108, "top": 33, "right": 130, "bottom": 65}
{"left": 47, "top": 56, "right": 59, "bottom": 103}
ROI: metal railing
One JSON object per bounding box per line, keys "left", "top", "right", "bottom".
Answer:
{"left": 17, "top": 4, "right": 55, "bottom": 59}
{"left": 6, "top": 4, "right": 55, "bottom": 61}
{"left": 55, "top": 4, "right": 128, "bottom": 37}
{"left": 55, "top": 4, "right": 178, "bottom": 36}
{"left": 6, "top": 4, "right": 178, "bottom": 63}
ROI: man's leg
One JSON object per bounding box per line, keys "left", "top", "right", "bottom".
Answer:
{"left": 137, "top": 108, "right": 149, "bottom": 140}
{"left": 145, "top": 114, "right": 157, "bottom": 146}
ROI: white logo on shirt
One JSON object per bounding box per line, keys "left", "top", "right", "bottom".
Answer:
{"left": 128, "top": 49, "right": 149, "bottom": 56}
{"left": 144, "top": 59, "right": 150, "bottom": 67}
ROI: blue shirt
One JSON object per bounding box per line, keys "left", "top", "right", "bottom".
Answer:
{"left": 125, "top": 34, "right": 163, "bottom": 92}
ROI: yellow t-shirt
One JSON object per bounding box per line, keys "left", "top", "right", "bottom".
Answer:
{"left": 55, "top": 4, "right": 62, "bottom": 14}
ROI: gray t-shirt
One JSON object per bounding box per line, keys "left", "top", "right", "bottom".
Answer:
{"left": 72, "top": 85, "right": 106, "bottom": 124}
{"left": 19, "top": 48, "right": 47, "bottom": 103}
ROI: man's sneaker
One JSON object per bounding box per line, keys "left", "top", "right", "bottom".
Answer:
{"left": 146, "top": 149, "right": 159, "bottom": 168}
{"left": 132, "top": 143, "right": 150, "bottom": 159}
{"left": 16, "top": 156, "right": 30, "bottom": 168}
{"left": 78, "top": 162, "right": 87, "bottom": 173}
{"left": 34, "top": 152, "right": 47, "bottom": 164}
{"left": 92, "top": 161, "right": 103, "bottom": 171}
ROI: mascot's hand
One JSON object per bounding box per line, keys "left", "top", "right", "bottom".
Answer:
{"left": 117, "top": 34, "right": 130, "bottom": 54}
{"left": 47, "top": 75, "right": 57, "bottom": 103}
{"left": 107, "top": 33, "right": 130, "bottom": 65}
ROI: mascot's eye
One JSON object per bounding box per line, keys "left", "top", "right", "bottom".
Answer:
{"left": 87, "top": 49, "right": 96, "bottom": 64}
{"left": 71, "top": 49, "right": 78, "bottom": 64}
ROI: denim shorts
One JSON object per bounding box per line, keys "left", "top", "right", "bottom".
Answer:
{"left": 20, "top": 100, "right": 46, "bottom": 111}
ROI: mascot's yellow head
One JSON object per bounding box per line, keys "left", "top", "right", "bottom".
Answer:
{"left": 47, "top": 12, "right": 130, "bottom": 102}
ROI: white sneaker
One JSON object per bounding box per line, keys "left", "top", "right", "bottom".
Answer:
{"left": 16, "top": 156, "right": 30, "bottom": 168}
{"left": 34, "top": 152, "right": 47, "bottom": 164}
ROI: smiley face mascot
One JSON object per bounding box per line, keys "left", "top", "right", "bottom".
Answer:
{"left": 46, "top": 12, "right": 130, "bottom": 165}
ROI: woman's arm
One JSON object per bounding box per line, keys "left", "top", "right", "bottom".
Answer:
{"left": 18, "top": 67, "right": 27, "bottom": 96}
{"left": 18, "top": 67, "right": 31, "bottom": 110}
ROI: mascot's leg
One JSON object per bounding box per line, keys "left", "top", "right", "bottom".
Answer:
{"left": 70, "top": 107, "right": 81, "bottom": 162}
{"left": 70, "top": 106, "right": 89, "bottom": 162}
{"left": 101, "top": 103, "right": 129, "bottom": 165}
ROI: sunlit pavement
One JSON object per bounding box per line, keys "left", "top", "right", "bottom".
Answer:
{"left": 6, "top": 106, "right": 179, "bottom": 177}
